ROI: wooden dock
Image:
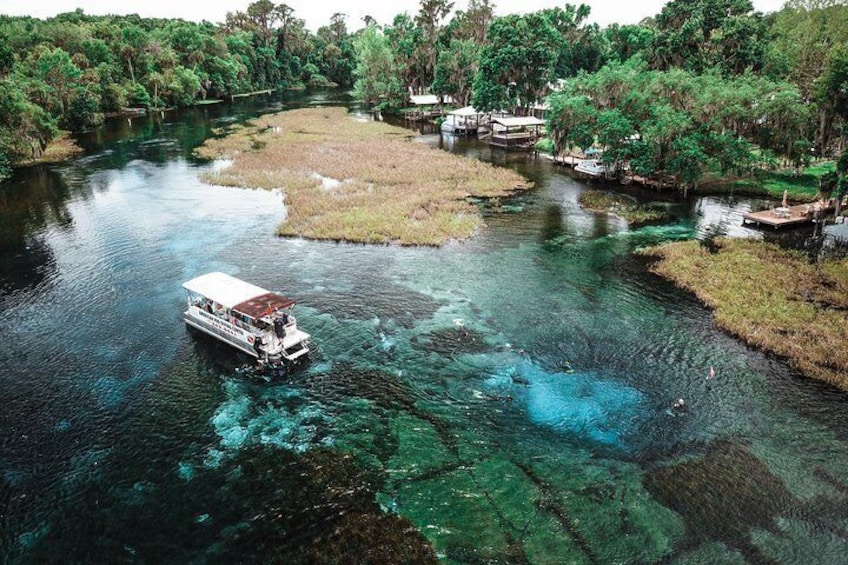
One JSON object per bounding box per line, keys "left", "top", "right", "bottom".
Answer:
{"left": 742, "top": 202, "right": 834, "bottom": 229}
{"left": 230, "top": 89, "right": 273, "bottom": 100}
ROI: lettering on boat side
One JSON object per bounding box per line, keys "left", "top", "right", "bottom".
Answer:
{"left": 198, "top": 309, "right": 246, "bottom": 340}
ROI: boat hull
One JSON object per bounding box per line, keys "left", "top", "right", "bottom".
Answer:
{"left": 184, "top": 308, "right": 259, "bottom": 358}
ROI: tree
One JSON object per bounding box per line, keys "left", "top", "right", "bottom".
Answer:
{"left": 602, "top": 24, "right": 654, "bottom": 63}
{"left": 329, "top": 12, "right": 347, "bottom": 43}
{"left": 650, "top": 0, "right": 768, "bottom": 75}
{"left": 0, "top": 77, "right": 57, "bottom": 176}
{"left": 460, "top": 0, "right": 494, "bottom": 43}
{"left": 385, "top": 14, "right": 425, "bottom": 93}
{"left": 415, "top": 0, "right": 454, "bottom": 86}
{"left": 472, "top": 12, "right": 560, "bottom": 112}
{"left": 352, "top": 25, "right": 405, "bottom": 110}
{"left": 432, "top": 39, "right": 480, "bottom": 106}
{"left": 546, "top": 59, "right": 808, "bottom": 192}
{"left": 31, "top": 47, "right": 82, "bottom": 118}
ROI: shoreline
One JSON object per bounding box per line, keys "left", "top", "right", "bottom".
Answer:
{"left": 642, "top": 238, "right": 848, "bottom": 391}
{"left": 14, "top": 132, "right": 83, "bottom": 169}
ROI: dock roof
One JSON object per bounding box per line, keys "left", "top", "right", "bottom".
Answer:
{"left": 410, "top": 94, "right": 440, "bottom": 106}
{"left": 449, "top": 106, "right": 483, "bottom": 116}
{"left": 492, "top": 117, "right": 546, "bottom": 128}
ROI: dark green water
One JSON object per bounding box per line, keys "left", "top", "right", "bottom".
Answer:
{"left": 2, "top": 91, "right": 848, "bottom": 563}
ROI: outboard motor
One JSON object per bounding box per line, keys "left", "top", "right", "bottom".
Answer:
{"left": 274, "top": 318, "right": 286, "bottom": 338}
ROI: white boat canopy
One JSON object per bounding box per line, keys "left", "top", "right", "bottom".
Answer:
{"left": 491, "top": 117, "right": 546, "bottom": 128}
{"left": 449, "top": 106, "right": 484, "bottom": 116}
{"left": 182, "top": 272, "right": 294, "bottom": 315}
{"left": 410, "top": 94, "right": 440, "bottom": 106}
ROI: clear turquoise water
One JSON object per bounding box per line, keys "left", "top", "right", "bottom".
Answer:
{"left": 2, "top": 91, "right": 848, "bottom": 563}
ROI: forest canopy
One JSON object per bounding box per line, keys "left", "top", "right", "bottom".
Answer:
{"left": 2, "top": 0, "right": 848, "bottom": 189}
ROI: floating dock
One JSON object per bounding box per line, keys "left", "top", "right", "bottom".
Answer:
{"left": 742, "top": 202, "right": 834, "bottom": 229}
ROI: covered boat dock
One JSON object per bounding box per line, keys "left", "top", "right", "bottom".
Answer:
{"left": 489, "top": 116, "right": 545, "bottom": 150}
{"left": 441, "top": 106, "right": 488, "bottom": 136}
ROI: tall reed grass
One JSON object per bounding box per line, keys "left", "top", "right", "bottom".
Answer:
{"left": 196, "top": 107, "right": 529, "bottom": 245}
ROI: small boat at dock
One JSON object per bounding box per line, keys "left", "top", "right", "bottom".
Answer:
{"left": 182, "top": 272, "right": 310, "bottom": 365}
{"left": 574, "top": 158, "right": 609, "bottom": 178}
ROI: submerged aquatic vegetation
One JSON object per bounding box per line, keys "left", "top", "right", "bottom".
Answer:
{"left": 411, "top": 326, "right": 493, "bottom": 356}
{"left": 644, "top": 441, "right": 792, "bottom": 563}
{"left": 195, "top": 107, "right": 529, "bottom": 246}
{"left": 643, "top": 238, "right": 848, "bottom": 390}
{"left": 578, "top": 190, "right": 671, "bottom": 226}
{"left": 23, "top": 444, "right": 437, "bottom": 563}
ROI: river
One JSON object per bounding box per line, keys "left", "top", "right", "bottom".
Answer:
{"left": 2, "top": 90, "right": 848, "bottom": 563}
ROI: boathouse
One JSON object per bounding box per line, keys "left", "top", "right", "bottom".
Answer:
{"left": 489, "top": 116, "right": 546, "bottom": 150}
{"left": 407, "top": 94, "right": 452, "bottom": 121}
{"left": 441, "top": 106, "right": 488, "bottom": 136}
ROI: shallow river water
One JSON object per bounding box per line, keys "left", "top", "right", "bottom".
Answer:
{"left": 2, "top": 90, "right": 848, "bottom": 563}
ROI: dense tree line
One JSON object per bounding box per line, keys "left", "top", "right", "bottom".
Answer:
{"left": 4, "top": 0, "right": 848, "bottom": 190}
{"left": 351, "top": 0, "right": 848, "bottom": 189}
{"left": 0, "top": 1, "right": 356, "bottom": 179}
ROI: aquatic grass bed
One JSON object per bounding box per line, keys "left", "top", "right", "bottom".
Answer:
{"left": 195, "top": 107, "right": 529, "bottom": 246}
{"left": 643, "top": 238, "right": 848, "bottom": 390}
{"left": 578, "top": 190, "right": 670, "bottom": 226}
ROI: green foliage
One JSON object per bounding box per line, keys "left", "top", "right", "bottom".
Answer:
{"left": 432, "top": 39, "right": 479, "bottom": 106}
{"left": 547, "top": 59, "right": 808, "bottom": 191}
{"left": 352, "top": 25, "right": 405, "bottom": 110}
{"left": 0, "top": 76, "right": 58, "bottom": 168}
{"left": 473, "top": 12, "right": 561, "bottom": 112}
{"left": 0, "top": 6, "right": 359, "bottom": 172}
{"left": 128, "top": 83, "right": 151, "bottom": 107}
{"left": 602, "top": 24, "right": 654, "bottom": 63}
{"left": 650, "top": 0, "right": 768, "bottom": 75}
{"left": 534, "top": 137, "right": 554, "bottom": 154}
{"left": 65, "top": 86, "right": 103, "bottom": 130}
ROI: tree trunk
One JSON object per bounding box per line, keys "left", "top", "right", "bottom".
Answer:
{"left": 127, "top": 57, "right": 136, "bottom": 85}
{"left": 817, "top": 107, "right": 831, "bottom": 157}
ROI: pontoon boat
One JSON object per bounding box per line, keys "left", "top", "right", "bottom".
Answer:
{"left": 182, "top": 272, "right": 310, "bottom": 364}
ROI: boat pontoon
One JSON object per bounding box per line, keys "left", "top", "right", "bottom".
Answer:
{"left": 182, "top": 272, "right": 310, "bottom": 365}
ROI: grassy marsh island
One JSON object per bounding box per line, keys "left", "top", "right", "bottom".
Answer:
{"left": 195, "top": 107, "right": 529, "bottom": 246}
{"left": 578, "top": 190, "right": 671, "bottom": 226}
{"left": 643, "top": 239, "right": 848, "bottom": 390}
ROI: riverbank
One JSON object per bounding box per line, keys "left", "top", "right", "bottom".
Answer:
{"left": 195, "top": 107, "right": 529, "bottom": 246}
{"left": 15, "top": 131, "right": 83, "bottom": 167}
{"left": 643, "top": 238, "right": 848, "bottom": 391}
{"left": 708, "top": 161, "right": 836, "bottom": 201}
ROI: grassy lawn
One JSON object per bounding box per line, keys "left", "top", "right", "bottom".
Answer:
{"left": 195, "top": 107, "right": 529, "bottom": 246}
{"left": 726, "top": 161, "right": 836, "bottom": 201}
{"left": 643, "top": 238, "right": 848, "bottom": 391}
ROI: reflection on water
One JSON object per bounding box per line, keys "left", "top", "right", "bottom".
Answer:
{"left": 2, "top": 91, "right": 848, "bottom": 563}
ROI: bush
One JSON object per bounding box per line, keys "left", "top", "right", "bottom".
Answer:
{"left": 128, "top": 83, "right": 151, "bottom": 108}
